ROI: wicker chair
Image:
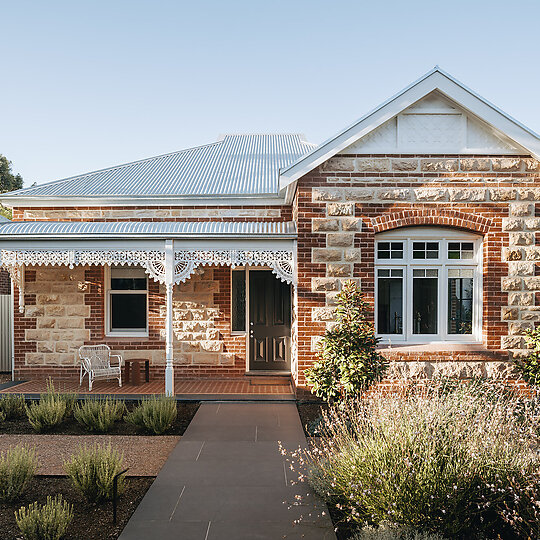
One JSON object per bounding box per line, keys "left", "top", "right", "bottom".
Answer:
{"left": 78, "top": 345, "right": 122, "bottom": 391}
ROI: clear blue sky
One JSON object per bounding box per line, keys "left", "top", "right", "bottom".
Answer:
{"left": 2, "top": 0, "right": 540, "bottom": 187}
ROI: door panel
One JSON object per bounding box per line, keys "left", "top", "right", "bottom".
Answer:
{"left": 249, "top": 271, "right": 291, "bottom": 371}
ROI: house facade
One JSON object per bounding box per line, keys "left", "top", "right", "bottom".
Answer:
{"left": 1, "top": 68, "right": 539, "bottom": 394}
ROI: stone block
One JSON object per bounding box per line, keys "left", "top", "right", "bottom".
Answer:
{"left": 518, "top": 188, "right": 540, "bottom": 200}
{"left": 37, "top": 342, "right": 54, "bottom": 353}
{"left": 192, "top": 353, "right": 219, "bottom": 365}
{"left": 219, "top": 353, "right": 235, "bottom": 365}
{"left": 523, "top": 277, "right": 540, "bottom": 291}
{"left": 420, "top": 159, "right": 458, "bottom": 172}
{"left": 65, "top": 305, "right": 91, "bottom": 317}
{"left": 504, "top": 248, "right": 522, "bottom": 261}
{"left": 327, "top": 233, "right": 354, "bottom": 247}
{"left": 343, "top": 249, "right": 362, "bottom": 262}
{"left": 509, "top": 232, "right": 535, "bottom": 246}
{"left": 391, "top": 158, "right": 418, "bottom": 171}
{"left": 447, "top": 188, "right": 486, "bottom": 202}
{"left": 37, "top": 318, "right": 56, "bottom": 329}
{"left": 508, "top": 292, "right": 535, "bottom": 306}
{"left": 56, "top": 317, "right": 84, "bottom": 329}
{"left": 521, "top": 311, "right": 540, "bottom": 321}
{"left": 354, "top": 158, "right": 390, "bottom": 172}
{"left": 460, "top": 158, "right": 491, "bottom": 171}
{"left": 508, "top": 262, "right": 535, "bottom": 276}
{"left": 340, "top": 217, "right": 362, "bottom": 231}
{"left": 312, "top": 188, "right": 343, "bottom": 202}
{"left": 525, "top": 247, "right": 540, "bottom": 261}
{"left": 414, "top": 188, "right": 447, "bottom": 201}
{"left": 310, "top": 335, "right": 323, "bottom": 353}
{"left": 312, "top": 218, "right": 339, "bottom": 232}
{"left": 175, "top": 354, "right": 192, "bottom": 365}
{"left": 344, "top": 188, "right": 374, "bottom": 201}
{"left": 312, "top": 278, "right": 340, "bottom": 292}
{"left": 489, "top": 189, "right": 517, "bottom": 201}
{"left": 25, "top": 306, "right": 44, "bottom": 318}
{"left": 524, "top": 158, "right": 540, "bottom": 171}
{"left": 200, "top": 341, "right": 223, "bottom": 352}
{"left": 491, "top": 158, "right": 522, "bottom": 171}
{"left": 321, "top": 157, "right": 355, "bottom": 171}
{"left": 524, "top": 218, "right": 540, "bottom": 231}
{"left": 325, "top": 292, "right": 339, "bottom": 305}
{"left": 327, "top": 203, "right": 354, "bottom": 216}
{"left": 510, "top": 203, "right": 533, "bottom": 217}
{"left": 502, "top": 218, "right": 524, "bottom": 232}
{"left": 55, "top": 342, "right": 70, "bottom": 353}
{"left": 312, "top": 248, "right": 343, "bottom": 262}
{"left": 36, "top": 294, "right": 60, "bottom": 305}
{"left": 25, "top": 329, "right": 52, "bottom": 341}
{"left": 501, "top": 335, "right": 523, "bottom": 349}
{"left": 194, "top": 281, "right": 219, "bottom": 293}
{"left": 378, "top": 189, "right": 411, "bottom": 201}
{"left": 326, "top": 264, "right": 352, "bottom": 277}
{"left": 312, "top": 307, "right": 336, "bottom": 322}
{"left": 501, "top": 277, "right": 522, "bottom": 291}
{"left": 501, "top": 307, "right": 519, "bottom": 320}
{"left": 173, "top": 309, "right": 191, "bottom": 321}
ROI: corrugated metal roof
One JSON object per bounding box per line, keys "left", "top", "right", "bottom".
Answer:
{"left": 0, "top": 220, "right": 297, "bottom": 238}
{"left": 4, "top": 134, "right": 315, "bottom": 199}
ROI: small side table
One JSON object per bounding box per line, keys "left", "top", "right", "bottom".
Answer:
{"left": 124, "top": 359, "right": 150, "bottom": 385}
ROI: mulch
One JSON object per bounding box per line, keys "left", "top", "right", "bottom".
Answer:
{"left": 0, "top": 402, "right": 199, "bottom": 436}
{"left": 296, "top": 401, "right": 328, "bottom": 436}
{"left": 0, "top": 434, "right": 179, "bottom": 476}
{"left": 0, "top": 476, "right": 153, "bottom": 540}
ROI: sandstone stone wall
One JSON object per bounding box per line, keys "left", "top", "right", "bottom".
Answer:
{"left": 13, "top": 265, "right": 246, "bottom": 380}
{"left": 294, "top": 154, "right": 540, "bottom": 388}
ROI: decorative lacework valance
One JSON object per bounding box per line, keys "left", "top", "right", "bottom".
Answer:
{"left": 0, "top": 248, "right": 295, "bottom": 287}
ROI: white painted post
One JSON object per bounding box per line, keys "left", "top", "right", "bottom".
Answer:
{"left": 164, "top": 240, "right": 175, "bottom": 396}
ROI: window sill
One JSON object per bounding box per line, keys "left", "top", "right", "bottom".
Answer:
{"left": 105, "top": 332, "right": 149, "bottom": 339}
{"left": 377, "top": 342, "right": 484, "bottom": 353}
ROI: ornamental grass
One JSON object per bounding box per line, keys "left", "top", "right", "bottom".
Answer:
{"left": 125, "top": 394, "right": 177, "bottom": 435}
{"left": 0, "top": 445, "right": 38, "bottom": 503}
{"left": 73, "top": 397, "right": 125, "bottom": 433}
{"left": 15, "top": 495, "right": 73, "bottom": 540}
{"left": 297, "top": 380, "right": 540, "bottom": 539}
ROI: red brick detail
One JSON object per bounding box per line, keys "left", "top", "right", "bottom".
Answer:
{"left": 0, "top": 269, "right": 11, "bottom": 295}
{"left": 371, "top": 209, "right": 494, "bottom": 234}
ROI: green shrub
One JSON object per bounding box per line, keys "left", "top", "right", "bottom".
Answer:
{"left": 515, "top": 326, "right": 540, "bottom": 386}
{"left": 74, "top": 398, "right": 125, "bottom": 432}
{"left": 0, "top": 409, "right": 5, "bottom": 423}
{"left": 0, "top": 445, "right": 38, "bottom": 502}
{"left": 42, "top": 380, "right": 76, "bottom": 417}
{"left": 15, "top": 495, "right": 73, "bottom": 540}
{"left": 0, "top": 394, "right": 25, "bottom": 419}
{"left": 301, "top": 381, "right": 540, "bottom": 539}
{"left": 26, "top": 399, "right": 66, "bottom": 433}
{"left": 355, "top": 526, "right": 446, "bottom": 540}
{"left": 64, "top": 443, "right": 125, "bottom": 503}
{"left": 305, "top": 280, "right": 388, "bottom": 403}
{"left": 125, "top": 395, "right": 177, "bottom": 434}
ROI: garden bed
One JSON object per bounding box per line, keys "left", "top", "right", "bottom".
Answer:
{"left": 0, "top": 476, "right": 153, "bottom": 539}
{"left": 296, "top": 400, "right": 327, "bottom": 436}
{"left": 0, "top": 401, "right": 199, "bottom": 436}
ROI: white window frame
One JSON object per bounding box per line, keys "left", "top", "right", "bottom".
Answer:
{"left": 105, "top": 265, "right": 149, "bottom": 338}
{"left": 375, "top": 227, "right": 482, "bottom": 344}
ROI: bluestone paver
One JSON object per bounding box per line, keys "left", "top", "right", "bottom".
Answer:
{"left": 119, "top": 402, "right": 336, "bottom": 540}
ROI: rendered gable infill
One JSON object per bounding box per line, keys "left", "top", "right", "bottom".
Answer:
{"left": 279, "top": 67, "right": 540, "bottom": 196}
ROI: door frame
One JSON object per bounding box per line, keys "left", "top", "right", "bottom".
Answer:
{"left": 240, "top": 266, "right": 292, "bottom": 374}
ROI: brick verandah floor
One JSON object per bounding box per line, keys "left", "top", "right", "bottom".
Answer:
{"left": 0, "top": 377, "right": 294, "bottom": 397}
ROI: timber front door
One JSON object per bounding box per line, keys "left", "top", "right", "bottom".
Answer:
{"left": 249, "top": 270, "right": 291, "bottom": 371}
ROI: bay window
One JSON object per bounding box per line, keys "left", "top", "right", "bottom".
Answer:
{"left": 375, "top": 228, "right": 482, "bottom": 343}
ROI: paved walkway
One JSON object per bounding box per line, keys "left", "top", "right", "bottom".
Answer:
{"left": 119, "top": 403, "right": 336, "bottom": 539}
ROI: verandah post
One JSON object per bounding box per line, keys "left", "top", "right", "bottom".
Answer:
{"left": 164, "top": 239, "right": 175, "bottom": 396}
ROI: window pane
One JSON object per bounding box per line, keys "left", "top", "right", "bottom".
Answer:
{"left": 413, "top": 275, "right": 438, "bottom": 334}
{"left": 413, "top": 241, "right": 439, "bottom": 260}
{"left": 111, "top": 294, "right": 147, "bottom": 330}
{"left": 378, "top": 241, "right": 403, "bottom": 259}
{"left": 448, "top": 276, "right": 474, "bottom": 334}
{"left": 447, "top": 242, "right": 475, "bottom": 260}
{"left": 111, "top": 267, "right": 147, "bottom": 290}
{"left": 231, "top": 269, "right": 246, "bottom": 332}
{"left": 378, "top": 277, "right": 403, "bottom": 334}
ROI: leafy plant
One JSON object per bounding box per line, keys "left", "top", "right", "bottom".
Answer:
{"left": 299, "top": 381, "right": 540, "bottom": 539}
{"left": 26, "top": 399, "right": 66, "bottom": 433}
{"left": 125, "top": 395, "right": 177, "bottom": 435}
{"left": 0, "top": 394, "right": 25, "bottom": 419}
{"left": 15, "top": 495, "right": 73, "bottom": 540}
{"left": 0, "top": 445, "right": 38, "bottom": 502}
{"left": 515, "top": 326, "right": 540, "bottom": 386}
{"left": 355, "top": 526, "right": 446, "bottom": 540}
{"left": 74, "top": 398, "right": 125, "bottom": 433}
{"left": 64, "top": 443, "right": 125, "bottom": 503}
{"left": 305, "top": 280, "right": 388, "bottom": 403}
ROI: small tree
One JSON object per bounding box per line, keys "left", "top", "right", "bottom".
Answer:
{"left": 515, "top": 326, "right": 540, "bottom": 386}
{"left": 0, "top": 154, "right": 24, "bottom": 219}
{"left": 305, "top": 280, "right": 387, "bottom": 403}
